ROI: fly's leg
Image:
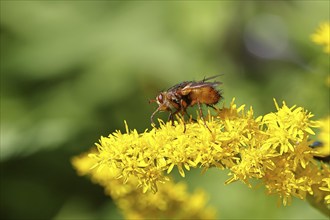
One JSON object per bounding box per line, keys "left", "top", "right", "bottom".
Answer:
{"left": 168, "top": 109, "right": 180, "bottom": 126}
{"left": 169, "top": 109, "right": 186, "bottom": 132}
{"left": 180, "top": 110, "right": 187, "bottom": 133}
{"left": 167, "top": 103, "right": 187, "bottom": 133}
{"left": 182, "top": 117, "right": 186, "bottom": 133}
{"left": 150, "top": 108, "right": 159, "bottom": 125}
{"left": 207, "top": 104, "right": 219, "bottom": 111}
{"left": 180, "top": 100, "right": 188, "bottom": 133}
{"left": 198, "top": 102, "right": 211, "bottom": 132}
{"left": 207, "top": 104, "right": 221, "bottom": 117}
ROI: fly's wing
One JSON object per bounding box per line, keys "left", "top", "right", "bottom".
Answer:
{"left": 167, "top": 75, "right": 222, "bottom": 92}
{"left": 180, "top": 77, "right": 222, "bottom": 95}
{"left": 167, "top": 81, "right": 191, "bottom": 93}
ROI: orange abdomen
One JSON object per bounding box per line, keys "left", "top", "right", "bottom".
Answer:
{"left": 189, "top": 87, "right": 221, "bottom": 106}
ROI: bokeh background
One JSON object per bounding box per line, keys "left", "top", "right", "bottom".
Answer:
{"left": 1, "top": 1, "right": 329, "bottom": 219}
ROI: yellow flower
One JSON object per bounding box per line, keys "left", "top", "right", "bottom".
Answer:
{"left": 225, "top": 145, "right": 276, "bottom": 187}
{"left": 263, "top": 99, "right": 316, "bottom": 154}
{"left": 263, "top": 156, "right": 315, "bottom": 206}
{"left": 311, "top": 22, "right": 330, "bottom": 53}
{"left": 72, "top": 153, "right": 216, "bottom": 219}
{"left": 320, "top": 177, "right": 330, "bottom": 204}
{"left": 314, "top": 116, "right": 330, "bottom": 158}
{"left": 75, "top": 98, "right": 329, "bottom": 208}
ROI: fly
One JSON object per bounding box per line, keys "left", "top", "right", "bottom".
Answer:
{"left": 149, "top": 75, "right": 223, "bottom": 132}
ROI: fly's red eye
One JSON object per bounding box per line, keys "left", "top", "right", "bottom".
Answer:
{"left": 157, "top": 94, "right": 163, "bottom": 103}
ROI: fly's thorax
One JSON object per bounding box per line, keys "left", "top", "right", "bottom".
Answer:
{"left": 166, "top": 91, "right": 181, "bottom": 110}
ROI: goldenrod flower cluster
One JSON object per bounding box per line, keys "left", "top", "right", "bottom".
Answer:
{"left": 72, "top": 21, "right": 330, "bottom": 219}
{"left": 308, "top": 22, "right": 330, "bottom": 214}
{"left": 313, "top": 117, "right": 330, "bottom": 208}
{"left": 311, "top": 22, "right": 330, "bottom": 53}
{"left": 76, "top": 99, "right": 329, "bottom": 209}
{"left": 72, "top": 152, "right": 216, "bottom": 219}
{"left": 314, "top": 117, "right": 330, "bottom": 159}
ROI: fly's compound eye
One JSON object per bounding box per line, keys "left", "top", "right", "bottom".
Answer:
{"left": 157, "top": 94, "right": 163, "bottom": 104}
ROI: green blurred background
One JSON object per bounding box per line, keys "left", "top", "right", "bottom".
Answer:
{"left": 1, "top": 1, "right": 329, "bottom": 219}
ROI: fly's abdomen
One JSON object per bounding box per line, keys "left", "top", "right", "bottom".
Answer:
{"left": 189, "top": 87, "right": 221, "bottom": 105}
